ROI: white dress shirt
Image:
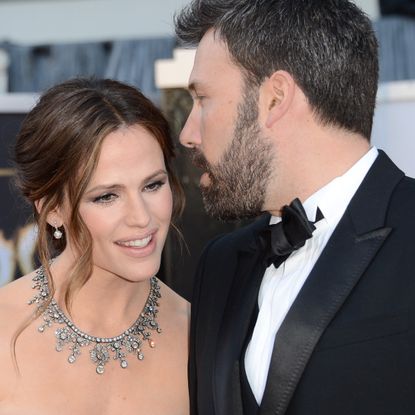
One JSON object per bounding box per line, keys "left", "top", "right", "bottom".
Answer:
{"left": 244, "top": 147, "right": 379, "bottom": 404}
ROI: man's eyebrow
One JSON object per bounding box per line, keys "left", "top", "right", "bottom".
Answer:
{"left": 187, "top": 82, "right": 196, "bottom": 91}
{"left": 188, "top": 80, "right": 206, "bottom": 93}
{"left": 188, "top": 82, "right": 197, "bottom": 93}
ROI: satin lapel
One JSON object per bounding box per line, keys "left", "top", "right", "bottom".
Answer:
{"left": 259, "top": 151, "right": 404, "bottom": 415}
{"left": 259, "top": 216, "right": 391, "bottom": 415}
{"left": 214, "top": 242, "right": 267, "bottom": 415}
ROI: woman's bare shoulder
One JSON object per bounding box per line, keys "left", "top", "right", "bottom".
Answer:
{"left": 0, "top": 272, "right": 37, "bottom": 331}
{"left": 158, "top": 279, "right": 190, "bottom": 318}
{"left": 0, "top": 273, "right": 37, "bottom": 397}
{"left": 157, "top": 280, "right": 190, "bottom": 340}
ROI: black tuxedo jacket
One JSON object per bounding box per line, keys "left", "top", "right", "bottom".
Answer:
{"left": 189, "top": 151, "right": 415, "bottom": 415}
{"left": 380, "top": 0, "right": 415, "bottom": 17}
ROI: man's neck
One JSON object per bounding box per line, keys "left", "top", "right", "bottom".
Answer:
{"left": 265, "top": 127, "right": 371, "bottom": 216}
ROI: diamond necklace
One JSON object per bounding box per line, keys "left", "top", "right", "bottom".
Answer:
{"left": 29, "top": 266, "right": 162, "bottom": 375}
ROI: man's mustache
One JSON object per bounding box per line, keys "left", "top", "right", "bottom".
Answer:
{"left": 188, "top": 148, "right": 211, "bottom": 172}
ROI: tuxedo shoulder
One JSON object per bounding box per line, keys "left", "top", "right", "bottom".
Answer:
{"left": 396, "top": 174, "right": 415, "bottom": 194}
{"left": 193, "top": 216, "right": 269, "bottom": 302}
{"left": 390, "top": 175, "right": 415, "bottom": 214}
{"left": 203, "top": 214, "right": 269, "bottom": 256}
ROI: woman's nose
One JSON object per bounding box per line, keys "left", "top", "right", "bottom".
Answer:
{"left": 124, "top": 196, "right": 151, "bottom": 228}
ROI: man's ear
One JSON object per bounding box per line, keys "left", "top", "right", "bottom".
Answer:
{"left": 264, "top": 70, "right": 296, "bottom": 128}
{"left": 34, "top": 198, "right": 64, "bottom": 228}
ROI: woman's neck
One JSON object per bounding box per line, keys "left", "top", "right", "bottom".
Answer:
{"left": 49, "top": 252, "right": 153, "bottom": 338}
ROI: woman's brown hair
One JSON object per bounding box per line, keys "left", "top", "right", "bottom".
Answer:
{"left": 13, "top": 78, "right": 184, "bottom": 327}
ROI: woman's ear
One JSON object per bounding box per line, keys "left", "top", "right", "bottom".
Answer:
{"left": 34, "top": 198, "right": 44, "bottom": 217}
{"left": 35, "top": 198, "right": 64, "bottom": 228}
{"left": 47, "top": 212, "right": 64, "bottom": 229}
{"left": 264, "top": 70, "right": 296, "bottom": 128}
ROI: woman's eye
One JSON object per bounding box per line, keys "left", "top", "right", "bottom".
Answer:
{"left": 144, "top": 180, "right": 165, "bottom": 192}
{"left": 93, "top": 193, "right": 117, "bottom": 204}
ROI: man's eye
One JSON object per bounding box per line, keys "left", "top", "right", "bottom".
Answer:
{"left": 190, "top": 92, "right": 205, "bottom": 102}
{"left": 93, "top": 193, "right": 117, "bottom": 203}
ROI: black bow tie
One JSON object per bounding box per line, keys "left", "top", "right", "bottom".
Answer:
{"left": 258, "top": 198, "right": 323, "bottom": 268}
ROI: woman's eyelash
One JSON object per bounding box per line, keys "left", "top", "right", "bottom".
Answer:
{"left": 92, "top": 193, "right": 117, "bottom": 203}
{"left": 145, "top": 180, "right": 166, "bottom": 192}
{"left": 91, "top": 180, "right": 166, "bottom": 203}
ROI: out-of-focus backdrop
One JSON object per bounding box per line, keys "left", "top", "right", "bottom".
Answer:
{"left": 0, "top": 0, "right": 414, "bottom": 300}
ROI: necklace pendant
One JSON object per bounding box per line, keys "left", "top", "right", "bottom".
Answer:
{"left": 96, "top": 365, "right": 105, "bottom": 375}
{"left": 68, "top": 355, "right": 77, "bottom": 364}
{"left": 90, "top": 343, "right": 110, "bottom": 367}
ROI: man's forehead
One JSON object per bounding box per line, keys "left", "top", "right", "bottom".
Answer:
{"left": 198, "top": 28, "right": 226, "bottom": 51}
{"left": 190, "top": 32, "right": 236, "bottom": 79}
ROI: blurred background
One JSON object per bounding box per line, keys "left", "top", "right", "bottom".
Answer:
{"left": 0, "top": 0, "right": 414, "bottom": 300}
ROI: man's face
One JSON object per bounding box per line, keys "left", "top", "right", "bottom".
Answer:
{"left": 180, "top": 30, "right": 274, "bottom": 221}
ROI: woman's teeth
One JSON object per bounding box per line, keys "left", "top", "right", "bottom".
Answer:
{"left": 118, "top": 235, "right": 152, "bottom": 248}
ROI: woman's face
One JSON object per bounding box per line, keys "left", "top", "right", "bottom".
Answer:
{"left": 75, "top": 124, "right": 173, "bottom": 282}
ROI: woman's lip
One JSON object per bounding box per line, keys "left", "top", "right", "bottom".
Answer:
{"left": 115, "top": 234, "right": 157, "bottom": 258}
{"left": 115, "top": 230, "right": 157, "bottom": 244}
{"left": 116, "top": 235, "right": 152, "bottom": 248}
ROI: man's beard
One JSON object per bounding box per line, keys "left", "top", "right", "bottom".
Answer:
{"left": 190, "top": 85, "right": 274, "bottom": 221}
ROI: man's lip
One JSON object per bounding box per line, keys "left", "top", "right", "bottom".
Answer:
{"left": 191, "top": 161, "right": 207, "bottom": 172}
{"left": 192, "top": 160, "right": 206, "bottom": 169}
{"left": 190, "top": 150, "right": 209, "bottom": 170}
{"left": 200, "top": 172, "right": 211, "bottom": 187}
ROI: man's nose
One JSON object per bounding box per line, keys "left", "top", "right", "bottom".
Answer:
{"left": 179, "top": 105, "right": 201, "bottom": 148}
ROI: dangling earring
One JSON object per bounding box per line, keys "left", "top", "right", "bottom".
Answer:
{"left": 53, "top": 223, "right": 63, "bottom": 240}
